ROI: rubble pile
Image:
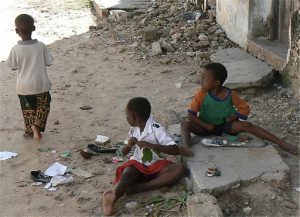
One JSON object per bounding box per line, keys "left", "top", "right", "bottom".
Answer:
{"left": 93, "top": 0, "right": 238, "bottom": 64}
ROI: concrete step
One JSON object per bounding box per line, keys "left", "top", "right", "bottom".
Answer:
{"left": 248, "top": 39, "right": 289, "bottom": 71}
{"left": 185, "top": 143, "right": 289, "bottom": 196}
{"left": 210, "top": 48, "right": 274, "bottom": 89}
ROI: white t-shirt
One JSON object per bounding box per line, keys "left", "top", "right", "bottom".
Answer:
{"left": 124, "top": 116, "right": 176, "bottom": 166}
{"left": 6, "top": 39, "right": 53, "bottom": 95}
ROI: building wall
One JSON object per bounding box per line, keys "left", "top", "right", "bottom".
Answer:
{"left": 216, "top": 0, "right": 250, "bottom": 48}
{"left": 248, "top": 0, "right": 273, "bottom": 39}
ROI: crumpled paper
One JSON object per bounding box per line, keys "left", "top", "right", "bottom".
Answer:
{"left": 0, "top": 151, "right": 18, "bottom": 160}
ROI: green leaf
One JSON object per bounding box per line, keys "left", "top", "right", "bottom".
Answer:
{"left": 148, "top": 195, "right": 165, "bottom": 204}
{"left": 142, "top": 148, "right": 153, "bottom": 163}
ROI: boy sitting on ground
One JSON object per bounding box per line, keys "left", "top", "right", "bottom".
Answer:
{"left": 181, "top": 63, "right": 298, "bottom": 155}
{"left": 103, "top": 97, "right": 188, "bottom": 216}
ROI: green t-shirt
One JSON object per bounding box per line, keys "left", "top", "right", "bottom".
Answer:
{"left": 199, "top": 91, "right": 237, "bottom": 125}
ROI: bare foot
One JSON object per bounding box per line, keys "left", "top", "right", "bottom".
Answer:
{"left": 179, "top": 146, "right": 194, "bottom": 157}
{"left": 281, "top": 143, "right": 298, "bottom": 155}
{"left": 103, "top": 190, "right": 116, "bottom": 216}
{"left": 31, "top": 125, "right": 42, "bottom": 141}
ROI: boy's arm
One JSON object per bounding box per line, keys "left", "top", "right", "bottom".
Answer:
{"left": 188, "top": 113, "right": 215, "bottom": 131}
{"left": 230, "top": 91, "right": 250, "bottom": 121}
{"left": 137, "top": 141, "right": 179, "bottom": 155}
{"left": 122, "top": 137, "right": 137, "bottom": 155}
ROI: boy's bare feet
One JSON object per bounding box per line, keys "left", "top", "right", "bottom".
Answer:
{"left": 31, "top": 125, "right": 42, "bottom": 141}
{"left": 179, "top": 146, "right": 194, "bottom": 157}
{"left": 103, "top": 190, "right": 116, "bottom": 216}
{"left": 281, "top": 143, "right": 298, "bottom": 155}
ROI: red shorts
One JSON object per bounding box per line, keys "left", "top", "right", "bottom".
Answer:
{"left": 113, "top": 159, "right": 173, "bottom": 184}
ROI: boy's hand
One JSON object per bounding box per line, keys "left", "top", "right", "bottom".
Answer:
{"left": 127, "top": 137, "right": 138, "bottom": 147}
{"left": 206, "top": 123, "right": 215, "bottom": 132}
{"left": 137, "top": 141, "right": 156, "bottom": 150}
{"left": 225, "top": 115, "right": 239, "bottom": 123}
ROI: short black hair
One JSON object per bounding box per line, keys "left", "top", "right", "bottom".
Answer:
{"left": 204, "top": 63, "right": 228, "bottom": 85}
{"left": 127, "top": 97, "right": 151, "bottom": 120}
{"left": 15, "top": 14, "right": 34, "bottom": 33}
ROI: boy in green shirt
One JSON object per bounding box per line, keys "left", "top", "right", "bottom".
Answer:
{"left": 181, "top": 63, "right": 298, "bottom": 155}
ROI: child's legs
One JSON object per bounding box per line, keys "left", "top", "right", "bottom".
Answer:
{"left": 181, "top": 118, "right": 209, "bottom": 147}
{"left": 18, "top": 94, "right": 37, "bottom": 135}
{"left": 114, "top": 166, "right": 143, "bottom": 199}
{"left": 34, "top": 92, "right": 51, "bottom": 132}
{"left": 128, "top": 163, "right": 187, "bottom": 194}
{"left": 229, "top": 121, "right": 298, "bottom": 154}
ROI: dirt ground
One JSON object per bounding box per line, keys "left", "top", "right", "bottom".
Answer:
{"left": 0, "top": 1, "right": 299, "bottom": 217}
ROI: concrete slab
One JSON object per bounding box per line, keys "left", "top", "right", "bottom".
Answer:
{"left": 187, "top": 194, "right": 224, "bottom": 217}
{"left": 93, "top": 0, "right": 152, "bottom": 10}
{"left": 210, "top": 48, "right": 274, "bottom": 89}
{"left": 186, "top": 143, "right": 289, "bottom": 196}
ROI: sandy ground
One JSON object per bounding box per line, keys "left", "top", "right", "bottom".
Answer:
{"left": 0, "top": 1, "right": 299, "bottom": 217}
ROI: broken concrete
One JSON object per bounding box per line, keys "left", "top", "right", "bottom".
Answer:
{"left": 186, "top": 143, "right": 289, "bottom": 196}
{"left": 93, "top": 0, "right": 152, "bottom": 10}
{"left": 187, "top": 194, "right": 224, "bottom": 217}
{"left": 210, "top": 48, "right": 274, "bottom": 89}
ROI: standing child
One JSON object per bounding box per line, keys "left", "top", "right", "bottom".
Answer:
{"left": 181, "top": 63, "right": 298, "bottom": 155}
{"left": 6, "top": 14, "right": 53, "bottom": 141}
{"left": 103, "top": 97, "right": 187, "bottom": 216}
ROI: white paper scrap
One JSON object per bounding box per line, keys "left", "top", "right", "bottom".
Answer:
{"left": 45, "top": 162, "right": 67, "bottom": 177}
{"left": 0, "top": 151, "right": 18, "bottom": 160}
{"left": 50, "top": 175, "right": 73, "bottom": 186}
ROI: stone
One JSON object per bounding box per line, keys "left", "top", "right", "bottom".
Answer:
{"left": 171, "top": 32, "right": 182, "bottom": 42}
{"left": 197, "top": 40, "right": 210, "bottom": 48}
{"left": 207, "top": 26, "right": 217, "bottom": 35}
{"left": 283, "top": 201, "right": 297, "bottom": 209}
{"left": 186, "top": 144, "right": 289, "bottom": 195}
{"left": 109, "top": 10, "right": 128, "bottom": 22}
{"left": 187, "top": 194, "right": 223, "bottom": 217}
{"left": 141, "top": 28, "right": 159, "bottom": 42}
{"left": 186, "top": 52, "right": 195, "bottom": 57}
{"left": 210, "top": 48, "right": 274, "bottom": 89}
{"left": 184, "top": 26, "right": 196, "bottom": 39}
{"left": 196, "top": 23, "right": 205, "bottom": 33}
{"left": 198, "top": 33, "right": 209, "bottom": 41}
{"left": 243, "top": 207, "right": 252, "bottom": 214}
{"left": 207, "top": 9, "right": 216, "bottom": 21}
{"left": 151, "top": 41, "right": 162, "bottom": 56}
{"left": 159, "top": 39, "right": 174, "bottom": 52}
{"left": 156, "top": 109, "right": 181, "bottom": 127}
{"left": 211, "top": 40, "right": 219, "bottom": 47}
{"left": 125, "top": 201, "right": 138, "bottom": 210}
{"left": 196, "top": 51, "right": 210, "bottom": 59}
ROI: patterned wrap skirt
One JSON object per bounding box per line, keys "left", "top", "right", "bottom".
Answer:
{"left": 18, "top": 92, "right": 51, "bottom": 135}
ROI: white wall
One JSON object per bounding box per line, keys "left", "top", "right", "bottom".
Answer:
{"left": 216, "top": 0, "right": 250, "bottom": 48}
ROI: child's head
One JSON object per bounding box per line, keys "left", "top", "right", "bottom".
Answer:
{"left": 15, "top": 14, "right": 35, "bottom": 39}
{"left": 200, "top": 63, "right": 228, "bottom": 90}
{"left": 126, "top": 97, "right": 151, "bottom": 126}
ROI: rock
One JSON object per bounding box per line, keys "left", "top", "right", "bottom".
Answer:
{"left": 141, "top": 28, "right": 159, "bottom": 42}
{"left": 197, "top": 40, "right": 210, "bottom": 48}
{"left": 125, "top": 201, "right": 138, "bottom": 210}
{"left": 156, "top": 109, "right": 181, "bottom": 127}
{"left": 151, "top": 41, "right": 162, "bottom": 56}
{"left": 198, "top": 33, "right": 208, "bottom": 41}
{"left": 110, "top": 10, "right": 128, "bottom": 22}
{"left": 159, "top": 39, "right": 174, "bottom": 52}
{"left": 208, "top": 26, "right": 217, "bottom": 35}
{"left": 186, "top": 52, "right": 195, "bottom": 57}
{"left": 243, "top": 207, "right": 252, "bottom": 214}
{"left": 174, "top": 83, "right": 182, "bottom": 88}
{"left": 283, "top": 201, "right": 297, "bottom": 209}
{"left": 54, "top": 120, "right": 59, "bottom": 125}
{"left": 196, "top": 51, "right": 210, "bottom": 59}
{"left": 215, "top": 29, "right": 224, "bottom": 36}
{"left": 196, "top": 23, "right": 205, "bottom": 33}
{"left": 211, "top": 41, "right": 219, "bottom": 47}
{"left": 80, "top": 106, "right": 92, "bottom": 110}
{"left": 171, "top": 32, "right": 182, "bottom": 42}
{"left": 184, "top": 26, "right": 196, "bottom": 39}
{"left": 160, "top": 58, "right": 172, "bottom": 65}
{"left": 160, "top": 69, "right": 171, "bottom": 73}
{"left": 207, "top": 9, "right": 216, "bottom": 21}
